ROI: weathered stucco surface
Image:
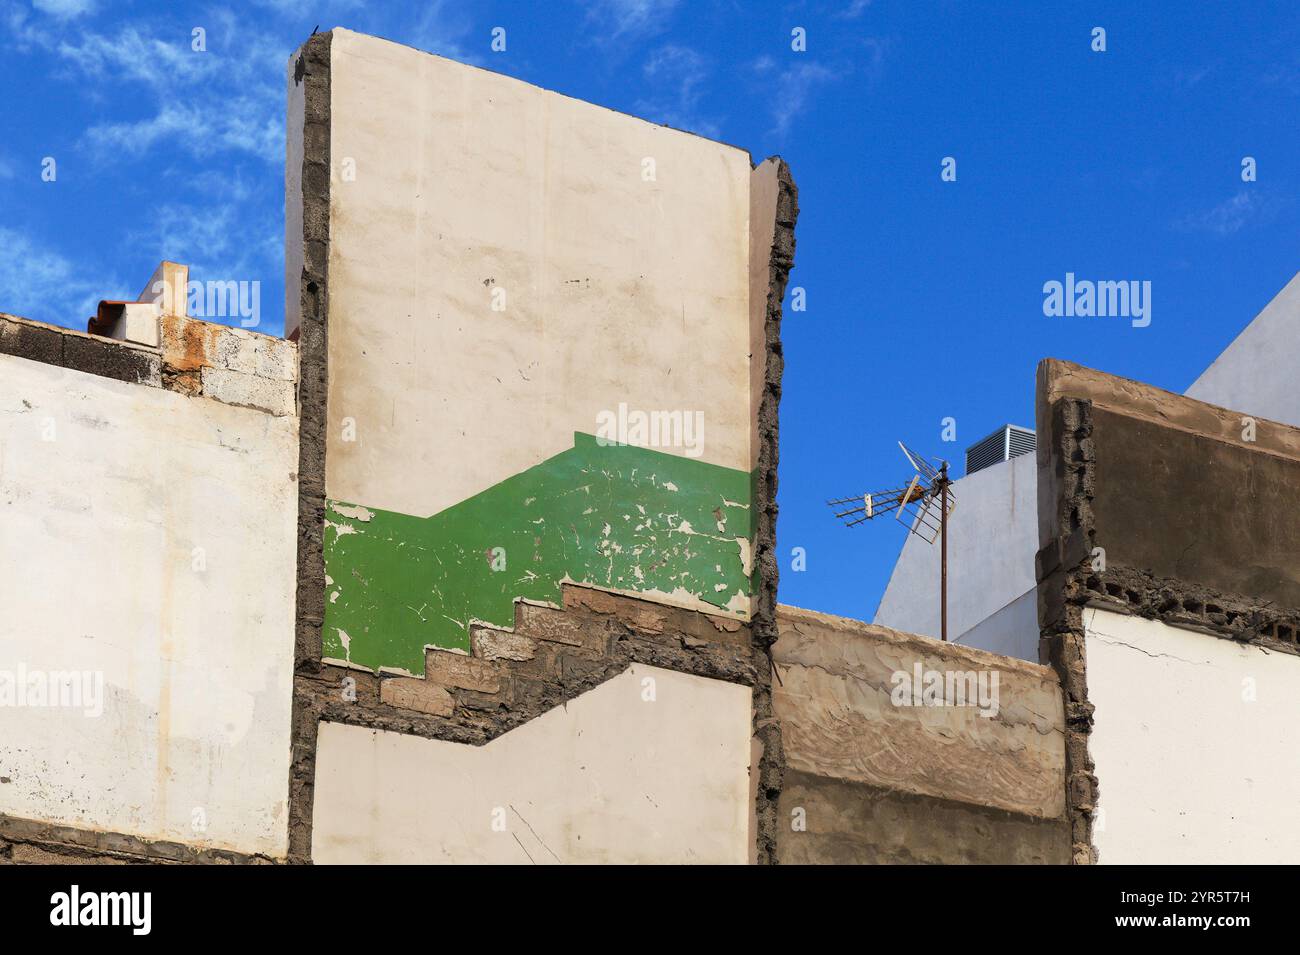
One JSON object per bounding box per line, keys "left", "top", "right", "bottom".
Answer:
{"left": 778, "top": 770, "right": 1069, "bottom": 865}
{"left": 773, "top": 605, "right": 1069, "bottom": 863}
{"left": 1089, "top": 403, "right": 1300, "bottom": 608}
{"left": 324, "top": 434, "right": 752, "bottom": 671}
{"left": 1037, "top": 358, "right": 1300, "bottom": 551}
{"left": 310, "top": 665, "right": 753, "bottom": 863}
{"left": 775, "top": 606, "right": 1065, "bottom": 817}
{"left": 308, "top": 29, "right": 775, "bottom": 673}
{"left": 0, "top": 353, "right": 298, "bottom": 858}
{"left": 1085, "top": 608, "right": 1300, "bottom": 864}
{"left": 285, "top": 28, "right": 791, "bottom": 862}
{"left": 1036, "top": 357, "right": 1300, "bottom": 864}
{"left": 748, "top": 159, "right": 780, "bottom": 473}
{"left": 323, "top": 28, "right": 757, "bottom": 518}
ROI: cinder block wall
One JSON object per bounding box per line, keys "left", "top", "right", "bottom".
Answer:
{"left": 1036, "top": 358, "right": 1300, "bottom": 863}
{"left": 773, "top": 606, "right": 1070, "bottom": 864}
{"left": 285, "top": 29, "right": 797, "bottom": 863}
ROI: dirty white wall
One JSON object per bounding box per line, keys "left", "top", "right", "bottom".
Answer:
{"left": 311, "top": 665, "right": 753, "bottom": 863}
{"left": 321, "top": 28, "right": 758, "bottom": 518}
{"left": 876, "top": 451, "right": 1038, "bottom": 656}
{"left": 1085, "top": 608, "right": 1300, "bottom": 863}
{"left": 0, "top": 354, "right": 298, "bottom": 857}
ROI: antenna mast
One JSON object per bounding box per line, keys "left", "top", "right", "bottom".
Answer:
{"left": 828, "top": 443, "right": 956, "bottom": 641}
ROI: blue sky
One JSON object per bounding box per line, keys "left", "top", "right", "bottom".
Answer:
{"left": 3, "top": 1, "right": 1299, "bottom": 623}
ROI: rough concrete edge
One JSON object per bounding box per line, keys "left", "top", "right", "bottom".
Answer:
{"left": 1041, "top": 356, "right": 1300, "bottom": 465}
{"left": 1036, "top": 394, "right": 1098, "bottom": 865}
{"left": 0, "top": 312, "right": 156, "bottom": 354}
{"left": 752, "top": 157, "right": 797, "bottom": 865}
{"left": 1, "top": 310, "right": 297, "bottom": 417}
{"left": 159, "top": 313, "right": 299, "bottom": 411}
{"left": 297, "top": 596, "right": 767, "bottom": 748}
{"left": 776, "top": 602, "right": 1061, "bottom": 681}
{"left": 286, "top": 29, "right": 332, "bottom": 865}
{"left": 0, "top": 312, "right": 161, "bottom": 387}
{"left": 775, "top": 604, "right": 1068, "bottom": 826}
{"left": 1075, "top": 564, "right": 1300, "bottom": 655}
{"left": 0, "top": 814, "right": 278, "bottom": 865}
{"left": 778, "top": 769, "right": 1073, "bottom": 865}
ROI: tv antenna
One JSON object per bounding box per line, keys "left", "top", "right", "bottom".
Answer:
{"left": 827, "top": 442, "right": 957, "bottom": 640}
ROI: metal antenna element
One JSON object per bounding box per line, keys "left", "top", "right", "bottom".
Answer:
{"left": 827, "top": 441, "right": 957, "bottom": 640}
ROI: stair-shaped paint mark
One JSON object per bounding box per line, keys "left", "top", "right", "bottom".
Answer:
{"left": 324, "top": 433, "right": 753, "bottom": 674}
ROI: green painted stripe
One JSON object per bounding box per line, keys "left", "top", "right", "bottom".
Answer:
{"left": 323, "top": 433, "right": 753, "bottom": 674}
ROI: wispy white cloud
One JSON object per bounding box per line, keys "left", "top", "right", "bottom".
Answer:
{"left": 85, "top": 98, "right": 279, "bottom": 162}
{"left": 637, "top": 44, "right": 718, "bottom": 138}
{"left": 57, "top": 25, "right": 214, "bottom": 89}
{"left": 249, "top": 0, "right": 362, "bottom": 13}
{"left": 126, "top": 180, "right": 279, "bottom": 283}
{"left": 835, "top": 0, "right": 872, "bottom": 19}
{"left": 34, "top": 13, "right": 287, "bottom": 325}
{"left": 767, "top": 62, "right": 836, "bottom": 136}
{"left": 858, "top": 35, "right": 889, "bottom": 77}
{"left": 3, "top": 2, "right": 56, "bottom": 51}
{"left": 1260, "top": 62, "right": 1300, "bottom": 95}
{"left": 3, "top": 7, "right": 297, "bottom": 332}
{"left": 33, "top": 0, "right": 96, "bottom": 20}
{"left": 0, "top": 226, "right": 125, "bottom": 325}
{"left": 410, "top": 0, "right": 481, "bottom": 64}
{"left": 584, "top": 0, "right": 679, "bottom": 40}
{"left": 1175, "top": 190, "right": 1282, "bottom": 236}
{"left": 1171, "top": 64, "right": 1215, "bottom": 90}
{"left": 759, "top": 35, "right": 888, "bottom": 137}
{"left": 59, "top": 15, "right": 285, "bottom": 164}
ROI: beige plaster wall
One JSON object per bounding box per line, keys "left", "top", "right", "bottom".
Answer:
{"left": 310, "top": 664, "right": 753, "bottom": 863}
{"left": 774, "top": 605, "right": 1066, "bottom": 819}
{"left": 321, "top": 29, "right": 757, "bottom": 518}
{"left": 748, "top": 158, "right": 780, "bottom": 470}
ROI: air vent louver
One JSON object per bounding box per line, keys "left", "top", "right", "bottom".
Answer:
{"left": 965, "top": 424, "right": 1035, "bottom": 476}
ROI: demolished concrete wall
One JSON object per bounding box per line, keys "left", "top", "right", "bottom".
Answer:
{"left": 298, "top": 29, "right": 777, "bottom": 671}
{"left": 772, "top": 606, "right": 1069, "bottom": 864}
{"left": 285, "top": 29, "right": 796, "bottom": 863}
{"left": 1036, "top": 358, "right": 1300, "bottom": 864}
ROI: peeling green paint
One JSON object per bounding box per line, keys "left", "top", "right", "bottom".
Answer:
{"left": 323, "top": 433, "right": 753, "bottom": 674}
